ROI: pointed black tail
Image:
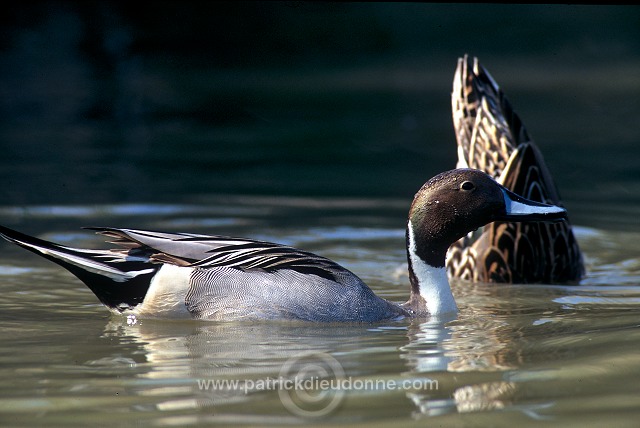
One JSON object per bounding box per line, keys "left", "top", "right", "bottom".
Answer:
{"left": 0, "top": 225, "right": 157, "bottom": 312}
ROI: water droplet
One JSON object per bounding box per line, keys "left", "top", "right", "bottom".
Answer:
{"left": 127, "top": 314, "right": 137, "bottom": 325}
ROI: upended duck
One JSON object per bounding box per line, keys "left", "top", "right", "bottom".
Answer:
{"left": 446, "top": 55, "right": 584, "bottom": 284}
{"left": 0, "top": 169, "right": 567, "bottom": 322}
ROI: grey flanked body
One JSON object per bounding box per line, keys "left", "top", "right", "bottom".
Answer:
{"left": 185, "top": 268, "right": 401, "bottom": 321}
{"left": 447, "top": 55, "right": 584, "bottom": 283}
{"left": 0, "top": 169, "right": 567, "bottom": 322}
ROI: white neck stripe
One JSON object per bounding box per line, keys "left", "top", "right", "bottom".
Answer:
{"left": 407, "top": 221, "right": 458, "bottom": 316}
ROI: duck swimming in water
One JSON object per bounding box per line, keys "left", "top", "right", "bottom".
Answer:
{"left": 0, "top": 169, "right": 567, "bottom": 322}
{"left": 447, "top": 55, "right": 584, "bottom": 284}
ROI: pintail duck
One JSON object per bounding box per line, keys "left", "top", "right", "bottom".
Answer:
{"left": 446, "top": 55, "right": 584, "bottom": 284}
{"left": 0, "top": 169, "right": 567, "bottom": 322}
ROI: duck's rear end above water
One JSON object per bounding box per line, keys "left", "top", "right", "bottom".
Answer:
{"left": 447, "top": 55, "right": 584, "bottom": 284}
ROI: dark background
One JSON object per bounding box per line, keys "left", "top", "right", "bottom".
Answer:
{"left": 1, "top": 2, "right": 639, "bottom": 228}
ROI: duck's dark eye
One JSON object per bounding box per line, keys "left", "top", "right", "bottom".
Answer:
{"left": 460, "top": 181, "right": 475, "bottom": 191}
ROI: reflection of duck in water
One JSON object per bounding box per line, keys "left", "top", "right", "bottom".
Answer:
{"left": 0, "top": 169, "right": 566, "bottom": 322}
{"left": 99, "top": 319, "right": 397, "bottom": 416}
{"left": 447, "top": 55, "right": 584, "bottom": 284}
{"left": 401, "top": 315, "right": 518, "bottom": 417}
{"left": 401, "top": 276, "right": 615, "bottom": 418}
{"left": 402, "top": 309, "right": 556, "bottom": 418}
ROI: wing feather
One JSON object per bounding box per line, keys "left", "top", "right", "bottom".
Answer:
{"left": 88, "top": 227, "right": 342, "bottom": 281}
